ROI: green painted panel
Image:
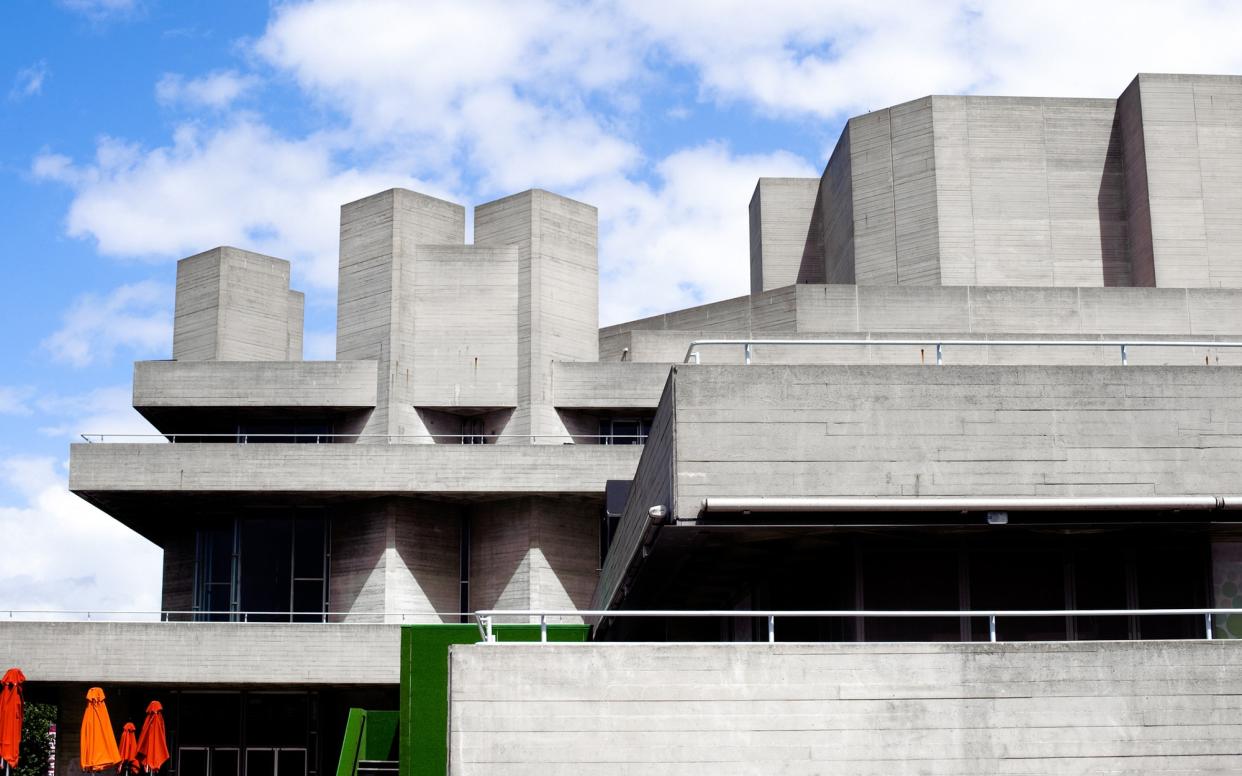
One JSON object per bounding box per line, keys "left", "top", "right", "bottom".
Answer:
{"left": 400, "top": 623, "right": 588, "bottom": 776}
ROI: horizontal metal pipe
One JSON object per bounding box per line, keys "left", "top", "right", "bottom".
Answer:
{"left": 700, "top": 495, "right": 1236, "bottom": 513}
{"left": 683, "top": 337, "right": 1242, "bottom": 364}
{"left": 476, "top": 608, "right": 1242, "bottom": 618}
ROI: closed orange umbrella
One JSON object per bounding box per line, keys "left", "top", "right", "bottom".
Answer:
{"left": 0, "top": 668, "right": 24, "bottom": 772}
{"left": 117, "top": 723, "right": 138, "bottom": 774}
{"left": 134, "top": 701, "right": 169, "bottom": 773}
{"left": 80, "top": 687, "right": 121, "bottom": 772}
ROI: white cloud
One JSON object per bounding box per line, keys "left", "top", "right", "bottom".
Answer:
{"left": 628, "top": 0, "right": 1242, "bottom": 119}
{"left": 156, "top": 70, "right": 258, "bottom": 110}
{"left": 32, "top": 122, "right": 445, "bottom": 288}
{"left": 254, "top": 0, "right": 641, "bottom": 189}
{"left": 0, "top": 387, "right": 34, "bottom": 416}
{"left": 0, "top": 456, "right": 160, "bottom": 614}
{"left": 42, "top": 280, "right": 172, "bottom": 367}
{"left": 36, "top": 385, "right": 159, "bottom": 441}
{"left": 10, "top": 61, "right": 49, "bottom": 100}
{"left": 586, "top": 142, "right": 818, "bottom": 324}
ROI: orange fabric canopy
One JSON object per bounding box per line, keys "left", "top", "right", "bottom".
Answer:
{"left": 117, "top": 723, "right": 138, "bottom": 774}
{"left": 80, "top": 687, "right": 121, "bottom": 772}
{"left": 0, "top": 668, "right": 25, "bottom": 769}
{"left": 135, "top": 701, "right": 169, "bottom": 772}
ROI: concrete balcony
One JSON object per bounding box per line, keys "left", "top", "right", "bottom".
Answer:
{"left": 1, "top": 621, "right": 399, "bottom": 684}
{"left": 132, "top": 359, "right": 378, "bottom": 432}
{"left": 70, "top": 441, "right": 643, "bottom": 517}
{"left": 552, "top": 361, "right": 672, "bottom": 409}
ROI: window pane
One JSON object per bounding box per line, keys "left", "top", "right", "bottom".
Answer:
{"left": 277, "top": 750, "right": 306, "bottom": 776}
{"left": 292, "top": 581, "right": 324, "bottom": 621}
{"left": 245, "top": 750, "right": 275, "bottom": 776}
{"left": 861, "top": 550, "right": 960, "bottom": 641}
{"left": 239, "top": 519, "right": 293, "bottom": 621}
{"left": 971, "top": 550, "right": 1066, "bottom": 640}
{"left": 246, "top": 695, "right": 308, "bottom": 747}
{"left": 213, "top": 750, "right": 239, "bottom": 776}
{"left": 293, "top": 519, "right": 325, "bottom": 579}
{"left": 179, "top": 750, "right": 208, "bottom": 776}
{"left": 180, "top": 694, "right": 241, "bottom": 746}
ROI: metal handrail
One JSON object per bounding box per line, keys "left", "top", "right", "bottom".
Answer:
{"left": 78, "top": 433, "right": 649, "bottom": 444}
{"left": 682, "top": 338, "right": 1242, "bottom": 365}
{"left": 474, "top": 607, "right": 1242, "bottom": 644}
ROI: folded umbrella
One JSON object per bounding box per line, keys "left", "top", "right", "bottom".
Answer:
{"left": 0, "top": 668, "right": 24, "bottom": 774}
{"left": 80, "top": 687, "right": 121, "bottom": 772}
{"left": 134, "top": 701, "right": 169, "bottom": 773}
{"left": 117, "top": 723, "right": 138, "bottom": 774}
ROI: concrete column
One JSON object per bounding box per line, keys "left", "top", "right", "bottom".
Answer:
{"left": 172, "top": 247, "right": 303, "bottom": 361}
{"left": 468, "top": 496, "right": 600, "bottom": 622}
{"left": 336, "top": 189, "right": 466, "bottom": 440}
{"left": 474, "top": 190, "right": 598, "bottom": 442}
{"left": 329, "top": 499, "right": 461, "bottom": 623}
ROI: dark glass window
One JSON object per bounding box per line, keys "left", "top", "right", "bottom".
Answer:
{"left": 860, "top": 550, "right": 961, "bottom": 641}
{"left": 194, "top": 517, "right": 327, "bottom": 622}
{"left": 970, "top": 550, "right": 1067, "bottom": 641}
{"left": 598, "top": 418, "right": 652, "bottom": 445}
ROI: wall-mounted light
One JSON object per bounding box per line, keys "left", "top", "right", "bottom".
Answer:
{"left": 648, "top": 505, "right": 668, "bottom": 522}
{"left": 986, "top": 511, "right": 1008, "bottom": 525}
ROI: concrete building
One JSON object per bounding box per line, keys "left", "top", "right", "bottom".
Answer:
{"left": 6, "top": 72, "right": 1242, "bottom": 775}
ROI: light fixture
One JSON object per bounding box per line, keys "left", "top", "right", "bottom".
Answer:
{"left": 986, "top": 511, "right": 1008, "bottom": 525}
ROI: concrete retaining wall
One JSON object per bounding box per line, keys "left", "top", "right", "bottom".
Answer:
{"left": 448, "top": 640, "right": 1242, "bottom": 775}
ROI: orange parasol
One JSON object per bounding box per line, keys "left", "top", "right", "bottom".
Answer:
{"left": 80, "top": 687, "right": 121, "bottom": 772}
{"left": 134, "top": 701, "right": 169, "bottom": 773}
{"left": 0, "top": 668, "right": 25, "bottom": 773}
{"left": 117, "top": 723, "right": 138, "bottom": 774}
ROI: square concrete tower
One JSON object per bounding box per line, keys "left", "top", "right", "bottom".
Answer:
{"left": 749, "top": 178, "right": 824, "bottom": 293}
{"left": 337, "top": 188, "right": 520, "bottom": 440}
{"left": 172, "top": 246, "right": 304, "bottom": 361}
{"left": 474, "top": 189, "right": 599, "bottom": 441}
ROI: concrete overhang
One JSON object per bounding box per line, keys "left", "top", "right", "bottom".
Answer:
{"left": 552, "top": 361, "right": 671, "bottom": 409}
{"left": 1, "top": 622, "right": 399, "bottom": 685}
{"left": 69, "top": 442, "right": 643, "bottom": 538}
{"left": 133, "top": 360, "right": 378, "bottom": 432}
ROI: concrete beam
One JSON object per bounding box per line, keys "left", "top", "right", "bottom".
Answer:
{"left": 2, "top": 622, "right": 399, "bottom": 684}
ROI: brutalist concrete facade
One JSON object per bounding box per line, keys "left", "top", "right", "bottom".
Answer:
{"left": 11, "top": 72, "right": 1242, "bottom": 776}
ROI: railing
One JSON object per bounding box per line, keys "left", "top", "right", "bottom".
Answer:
{"left": 683, "top": 338, "right": 1242, "bottom": 365}
{"left": 1, "top": 609, "right": 475, "bottom": 623}
{"left": 474, "top": 608, "right": 1242, "bottom": 644}
{"left": 78, "top": 433, "right": 648, "bottom": 445}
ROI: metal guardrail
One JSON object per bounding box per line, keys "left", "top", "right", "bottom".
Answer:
{"left": 1, "top": 609, "right": 474, "bottom": 623}
{"left": 78, "top": 433, "right": 649, "bottom": 444}
{"left": 475, "top": 608, "right": 1242, "bottom": 644}
{"left": 683, "top": 338, "right": 1242, "bottom": 365}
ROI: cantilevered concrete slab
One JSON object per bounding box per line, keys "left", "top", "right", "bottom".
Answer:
{"left": 2, "top": 622, "right": 399, "bottom": 684}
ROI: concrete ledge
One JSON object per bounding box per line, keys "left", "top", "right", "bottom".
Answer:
{"left": 69, "top": 442, "right": 642, "bottom": 496}
{"left": 3, "top": 622, "right": 399, "bottom": 684}
{"left": 133, "top": 360, "right": 378, "bottom": 408}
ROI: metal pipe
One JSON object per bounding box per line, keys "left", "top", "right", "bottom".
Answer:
{"left": 682, "top": 338, "right": 1242, "bottom": 365}
{"left": 700, "top": 495, "right": 1234, "bottom": 513}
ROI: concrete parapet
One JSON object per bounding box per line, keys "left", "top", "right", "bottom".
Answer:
{"left": 1, "top": 621, "right": 400, "bottom": 684}
{"left": 448, "top": 640, "right": 1242, "bottom": 774}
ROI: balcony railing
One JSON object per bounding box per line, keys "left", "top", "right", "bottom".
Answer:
{"left": 475, "top": 608, "right": 1242, "bottom": 643}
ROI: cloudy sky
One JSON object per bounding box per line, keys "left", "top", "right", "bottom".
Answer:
{"left": 4, "top": 0, "right": 1242, "bottom": 614}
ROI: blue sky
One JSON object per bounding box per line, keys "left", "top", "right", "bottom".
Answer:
{"left": 4, "top": 0, "right": 1242, "bottom": 613}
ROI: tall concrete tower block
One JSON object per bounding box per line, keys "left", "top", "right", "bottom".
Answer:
{"left": 1118, "top": 74, "right": 1242, "bottom": 288}
{"left": 474, "top": 190, "right": 599, "bottom": 441}
{"left": 172, "top": 246, "right": 304, "bottom": 361}
{"left": 337, "top": 188, "right": 520, "bottom": 441}
{"left": 748, "top": 178, "right": 824, "bottom": 293}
